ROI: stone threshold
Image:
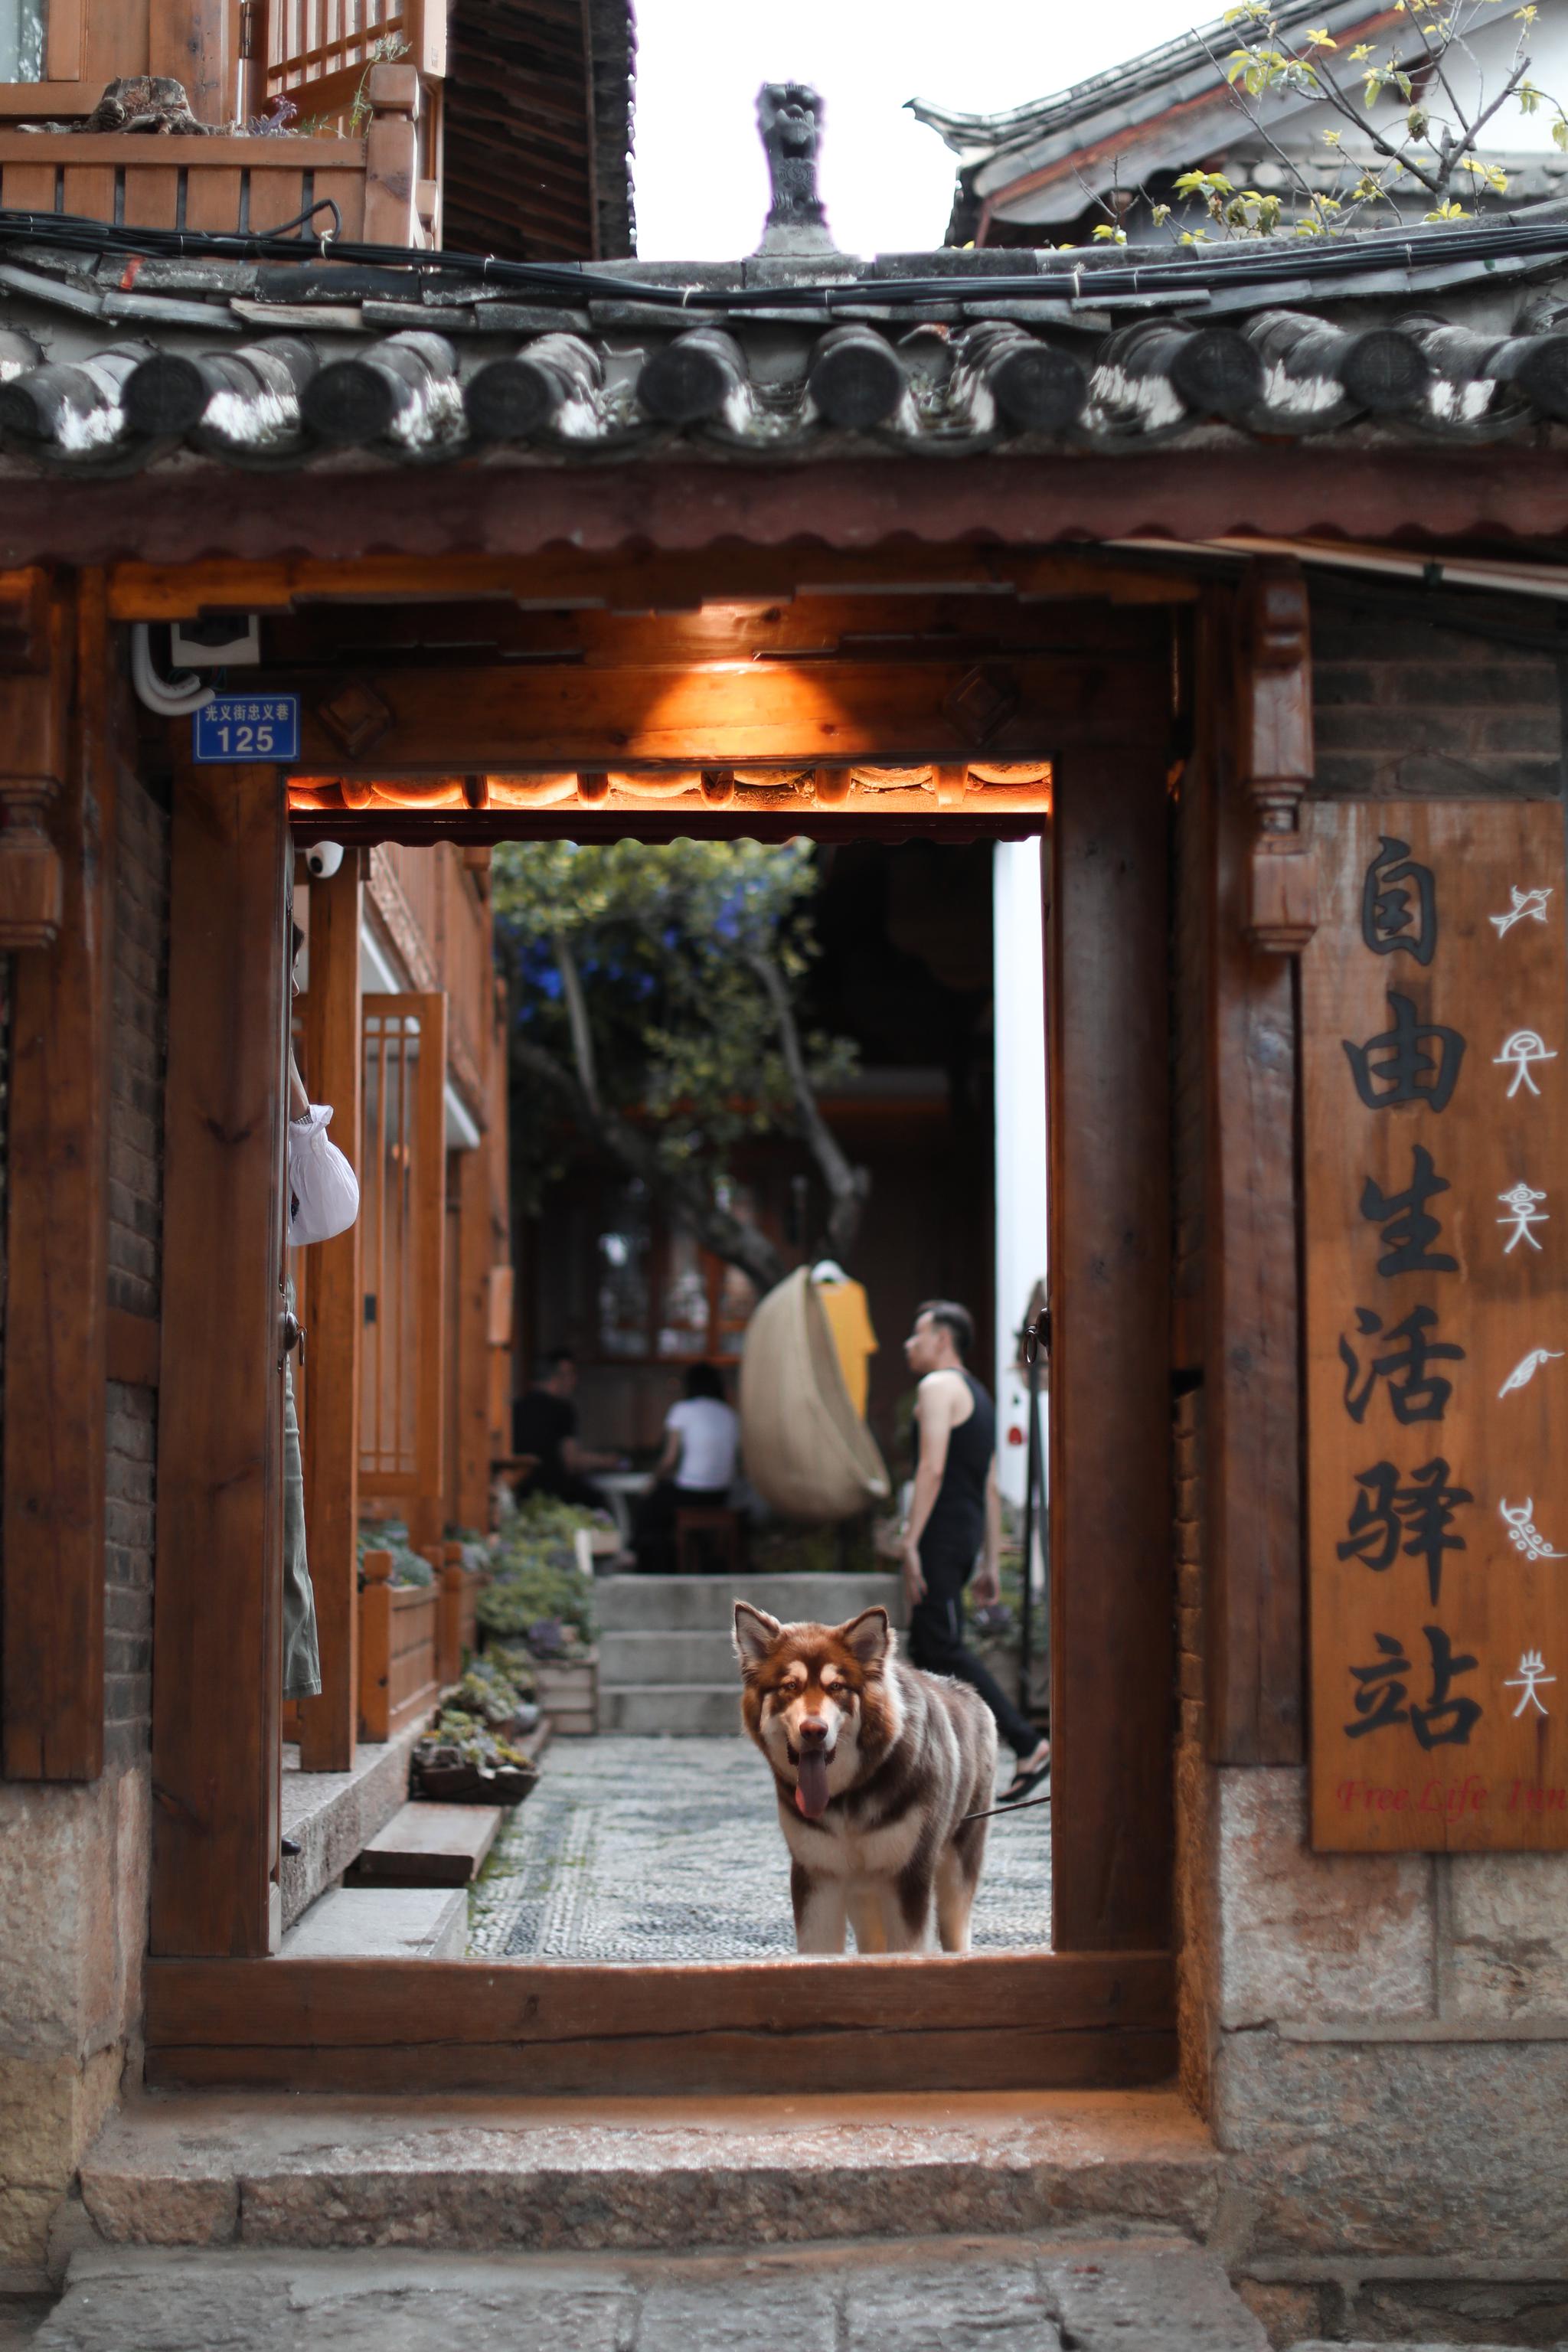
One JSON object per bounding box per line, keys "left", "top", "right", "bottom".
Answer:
{"left": 37, "top": 2232, "right": 1269, "bottom": 2350}
{"left": 279, "top": 1717, "right": 428, "bottom": 1932}
{"left": 80, "top": 2086, "right": 1218, "bottom": 2255}
{"left": 1277, "top": 2017, "right": 1568, "bottom": 2042}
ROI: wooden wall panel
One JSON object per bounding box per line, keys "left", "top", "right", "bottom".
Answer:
{"left": 298, "top": 855, "right": 363, "bottom": 1773}
{"left": 450, "top": 1142, "right": 492, "bottom": 1533}
{"left": 2, "top": 577, "right": 114, "bottom": 1781}
{"left": 151, "top": 769, "right": 288, "bottom": 1955}
{"left": 1047, "top": 748, "right": 1174, "bottom": 1952}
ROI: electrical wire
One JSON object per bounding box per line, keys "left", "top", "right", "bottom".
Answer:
{"left": 8, "top": 203, "right": 1568, "bottom": 314}
{"left": 130, "top": 622, "right": 214, "bottom": 715}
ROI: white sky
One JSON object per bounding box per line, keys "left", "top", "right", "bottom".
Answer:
{"left": 630, "top": 0, "right": 1568, "bottom": 258}
{"left": 631, "top": 0, "right": 1206, "bottom": 260}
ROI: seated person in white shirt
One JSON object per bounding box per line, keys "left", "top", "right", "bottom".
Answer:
{"left": 632, "top": 1362, "right": 741, "bottom": 1574}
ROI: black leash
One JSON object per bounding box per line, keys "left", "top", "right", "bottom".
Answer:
{"left": 963, "top": 1789, "right": 1053, "bottom": 1823}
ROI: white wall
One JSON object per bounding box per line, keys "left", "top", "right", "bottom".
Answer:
{"left": 991, "top": 838, "right": 1048, "bottom": 1510}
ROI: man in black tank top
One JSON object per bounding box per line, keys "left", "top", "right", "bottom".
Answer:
{"left": 901, "top": 1300, "right": 1051, "bottom": 1799}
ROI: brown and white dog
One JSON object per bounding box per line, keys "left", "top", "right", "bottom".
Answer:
{"left": 733, "top": 1600, "right": 996, "bottom": 1955}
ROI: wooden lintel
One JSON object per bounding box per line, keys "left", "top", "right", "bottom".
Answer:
{"left": 262, "top": 653, "right": 1163, "bottom": 778}
{"left": 105, "top": 547, "right": 1204, "bottom": 622}
{"left": 1236, "top": 557, "right": 1318, "bottom": 955}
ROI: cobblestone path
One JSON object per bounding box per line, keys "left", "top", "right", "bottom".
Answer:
{"left": 469, "top": 1734, "right": 1052, "bottom": 1961}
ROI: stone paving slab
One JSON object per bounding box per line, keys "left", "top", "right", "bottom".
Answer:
{"left": 31, "top": 2233, "right": 1264, "bottom": 2352}
{"left": 80, "top": 2089, "right": 1219, "bottom": 2254}
{"left": 468, "top": 1735, "right": 1050, "bottom": 1961}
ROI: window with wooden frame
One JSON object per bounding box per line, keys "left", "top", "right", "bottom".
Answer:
{"left": 0, "top": 0, "right": 89, "bottom": 115}
{"left": 592, "top": 1178, "right": 773, "bottom": 1365}
{"left": 359, "top": 991, "right": 447, "bottom": 1503}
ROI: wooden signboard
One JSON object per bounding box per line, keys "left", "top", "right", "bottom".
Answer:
{"left": 1306, "top": 802, "right": 1568, "bottom": 1851}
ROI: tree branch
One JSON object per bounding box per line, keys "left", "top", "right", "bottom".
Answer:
{"left": 750, "top": 951, "right": 868, "bottom": 1264}
{"left": 552, "top": 929, "right": 602, "bottom": 1115}
{"left": 513, "top": 1032, "right": 785, "bottom": 1295}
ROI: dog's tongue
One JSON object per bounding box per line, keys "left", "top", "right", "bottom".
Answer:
{"left": 795, "top": 1747, "right": 831, "bottom": 1820}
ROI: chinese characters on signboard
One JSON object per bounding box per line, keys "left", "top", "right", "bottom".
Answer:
{"left": 1306, "top": 805, "right": 1568, "bottom": 1851}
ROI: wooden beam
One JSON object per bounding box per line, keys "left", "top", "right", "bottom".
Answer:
{"left": 1, "top": 573, "right": 113, "bottom": 1782}
{"left": 107, "top": 1307, "right": 162, "bottom": 1390}
{"left": 282, "top": 654, "right": 1165, "bottom": 776}
{"left": 0, "top": 567, "right": 67, "bottom": 949}
{"left": 1047, "top": 749, "right": 1174, "bottom": 1952}
{"left": 1236, "top": 558, "right": 1318, "bottom": 952}
{"left": 298, "top": 854, "right": 364, "bottom": 1773}
{"left": 105, "top": 547, "right": 1204, "bottom": 622}
{"left": 143, "top": 1950, "right": 1174, "bottom": 2093}
{"left": 1202, "top": 596, "right": 1305, "bottom": 1766}
{"left": 151, "top": 769, "right": 289, "bottom": 1957}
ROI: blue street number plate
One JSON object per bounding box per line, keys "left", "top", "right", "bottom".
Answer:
{"left": 192, "top": 694, "right": 300, "bottom": 763}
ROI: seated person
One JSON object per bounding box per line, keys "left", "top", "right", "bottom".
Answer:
{"left": 633, "top": 1363, "right": 741, "bottom": 1574}
{"left": 511, "top": 1349, "right": 624, "bottom": 1508}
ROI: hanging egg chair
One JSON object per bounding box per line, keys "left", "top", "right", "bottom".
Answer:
{"left": 740, "top": 1266, "right": 891, "bottom": 1522}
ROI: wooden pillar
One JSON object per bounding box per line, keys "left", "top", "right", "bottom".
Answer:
{"left": 298, "top": 854, "right": 363, "bottom": 1772}
{"left": 150, "top": 767, "right": 288, "bottom": 1958}
{"left": 363, "top": 63, "right": 422, "bottom": 247}
{"left": 1047, "top": 747, "right": 1173, "bottom": 1952}
{"left": 1204, "top": 585, "right": 1306, "bottom": 1762}
{"left": 1, "top": 573, "right": 115, "bottom": 1781}
{"left": 452, "top": 1142, "right": 492, "bottom": 1533}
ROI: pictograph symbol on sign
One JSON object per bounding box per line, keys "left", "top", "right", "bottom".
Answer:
{"left": 1490, "top": 885, "right": 1553, "bottom": 939}
{"left": 1505, "top": 1650, "right": 1556, "bottom": 1717}
{"left": 1494, "top": 1030, "right": 1557, "bottom": 1099}
{"left": 1498, "top": 1348, "right": 1564, "bottom": 1400}
{"left": 1498, "top": 1181, "right": 1550, "bottom": 1255}
{"left": 1500, "top": 1498, "right": 1567, "bottom": 1560}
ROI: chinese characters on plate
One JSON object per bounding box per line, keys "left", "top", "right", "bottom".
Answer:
{"left": 1308, "top": 811, "right": 1568, "bottom": 1850}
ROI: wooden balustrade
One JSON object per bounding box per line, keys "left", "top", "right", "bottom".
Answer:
{"left": 435, "top": 1540, "right": 484, "bottom": 1684}
{"left": 357, "top": 1545, "right": 439, "bottom": 1741}
{"left": 0, "top": 64, "right": 430, "bottom": 243}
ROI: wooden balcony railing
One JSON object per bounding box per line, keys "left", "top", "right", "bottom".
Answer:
{"left": 0, "top": 60, "right": 431, "bottom": 243}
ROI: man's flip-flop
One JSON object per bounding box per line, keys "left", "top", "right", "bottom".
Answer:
{"left": 1000, "top": 1756, "right": 1051, "bottom": 1806}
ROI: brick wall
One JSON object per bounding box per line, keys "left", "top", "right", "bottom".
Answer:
{"left": 1312, "top": 586, "right": 1564, "bottom": 802}
{"left": 108, "top": 771, "right": 169, "bottom": 1321}
{"left": 104, "top": 769, "right": 168, "bottom": 1763}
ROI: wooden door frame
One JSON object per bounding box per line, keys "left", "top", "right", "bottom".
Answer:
{"left": 143, "top": 629, "right": 1181, "bottom": 2089}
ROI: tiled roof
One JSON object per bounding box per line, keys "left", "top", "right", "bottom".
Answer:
{"left": 5, "top": 222, "right": 1568, "bottom": 474}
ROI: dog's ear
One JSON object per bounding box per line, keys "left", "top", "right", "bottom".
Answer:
{"left": 733, "top": 1602, "right": 782, "bottom": 1671}
{"left": 835, "top": 1606, "right": 893, "bottom": 1668}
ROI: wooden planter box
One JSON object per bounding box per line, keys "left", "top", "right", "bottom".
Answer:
{"left": 534, "top": 1652, "right": 598, "bottom": 1737}
{"left": 358, "top": 1548, "right": 439, "bottom": 1743}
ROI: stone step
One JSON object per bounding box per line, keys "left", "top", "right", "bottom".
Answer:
{"left": 599, "top": 1681, "right": 741, "bottom": 1735}
{"left": 278, "top": 1715, "right": 428, "bottom": 1933}
{"left": 596, "top": 1572, "right": 905, "bottom": 1635}
{"left": 77, "top": 2089, "right": 1219, "bottom": 2258}
{"left": 345, "top": 1801, "right": 502, "bottom": 1889}
{"left": 599, "top": 1628, "right": 750, "bottom": 1685}
{"left": 278, "top": 1884, "right": 467, "bottom": 1961}
{"left": 34, "top": 2235, "right": 1266, "bottom": 2350}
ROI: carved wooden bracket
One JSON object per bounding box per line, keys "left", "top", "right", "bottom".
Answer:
{"left": 0, "top": 568, "right": 67, "bottom": 949}
{"left": 1237, "top": 557, "right": 1318, "bottom": 954}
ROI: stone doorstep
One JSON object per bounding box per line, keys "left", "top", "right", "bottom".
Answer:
{"left": 278, "top": 1884, "right": 468, "bottom": 1961}
{"left": 35, "top": 2233, "right": 1267, "bottom": 2352}
{"left": 77, "top": 2088, "right": 1219, "bottom": 2257}
{"left": 279, "top": 1716, "right": 429, "bottom": 1932}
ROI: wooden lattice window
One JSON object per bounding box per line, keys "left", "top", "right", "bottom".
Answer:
{"left": 359, "top": 991, "right": 446, "bottom": 1499}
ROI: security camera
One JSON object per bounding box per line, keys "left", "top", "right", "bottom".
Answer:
{"left": 305, "top": 841, "right": 345, "bottom": 880}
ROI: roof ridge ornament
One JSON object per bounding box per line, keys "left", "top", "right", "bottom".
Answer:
{"left": 755, "top": 83, "right": 839, "bottom": 259}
